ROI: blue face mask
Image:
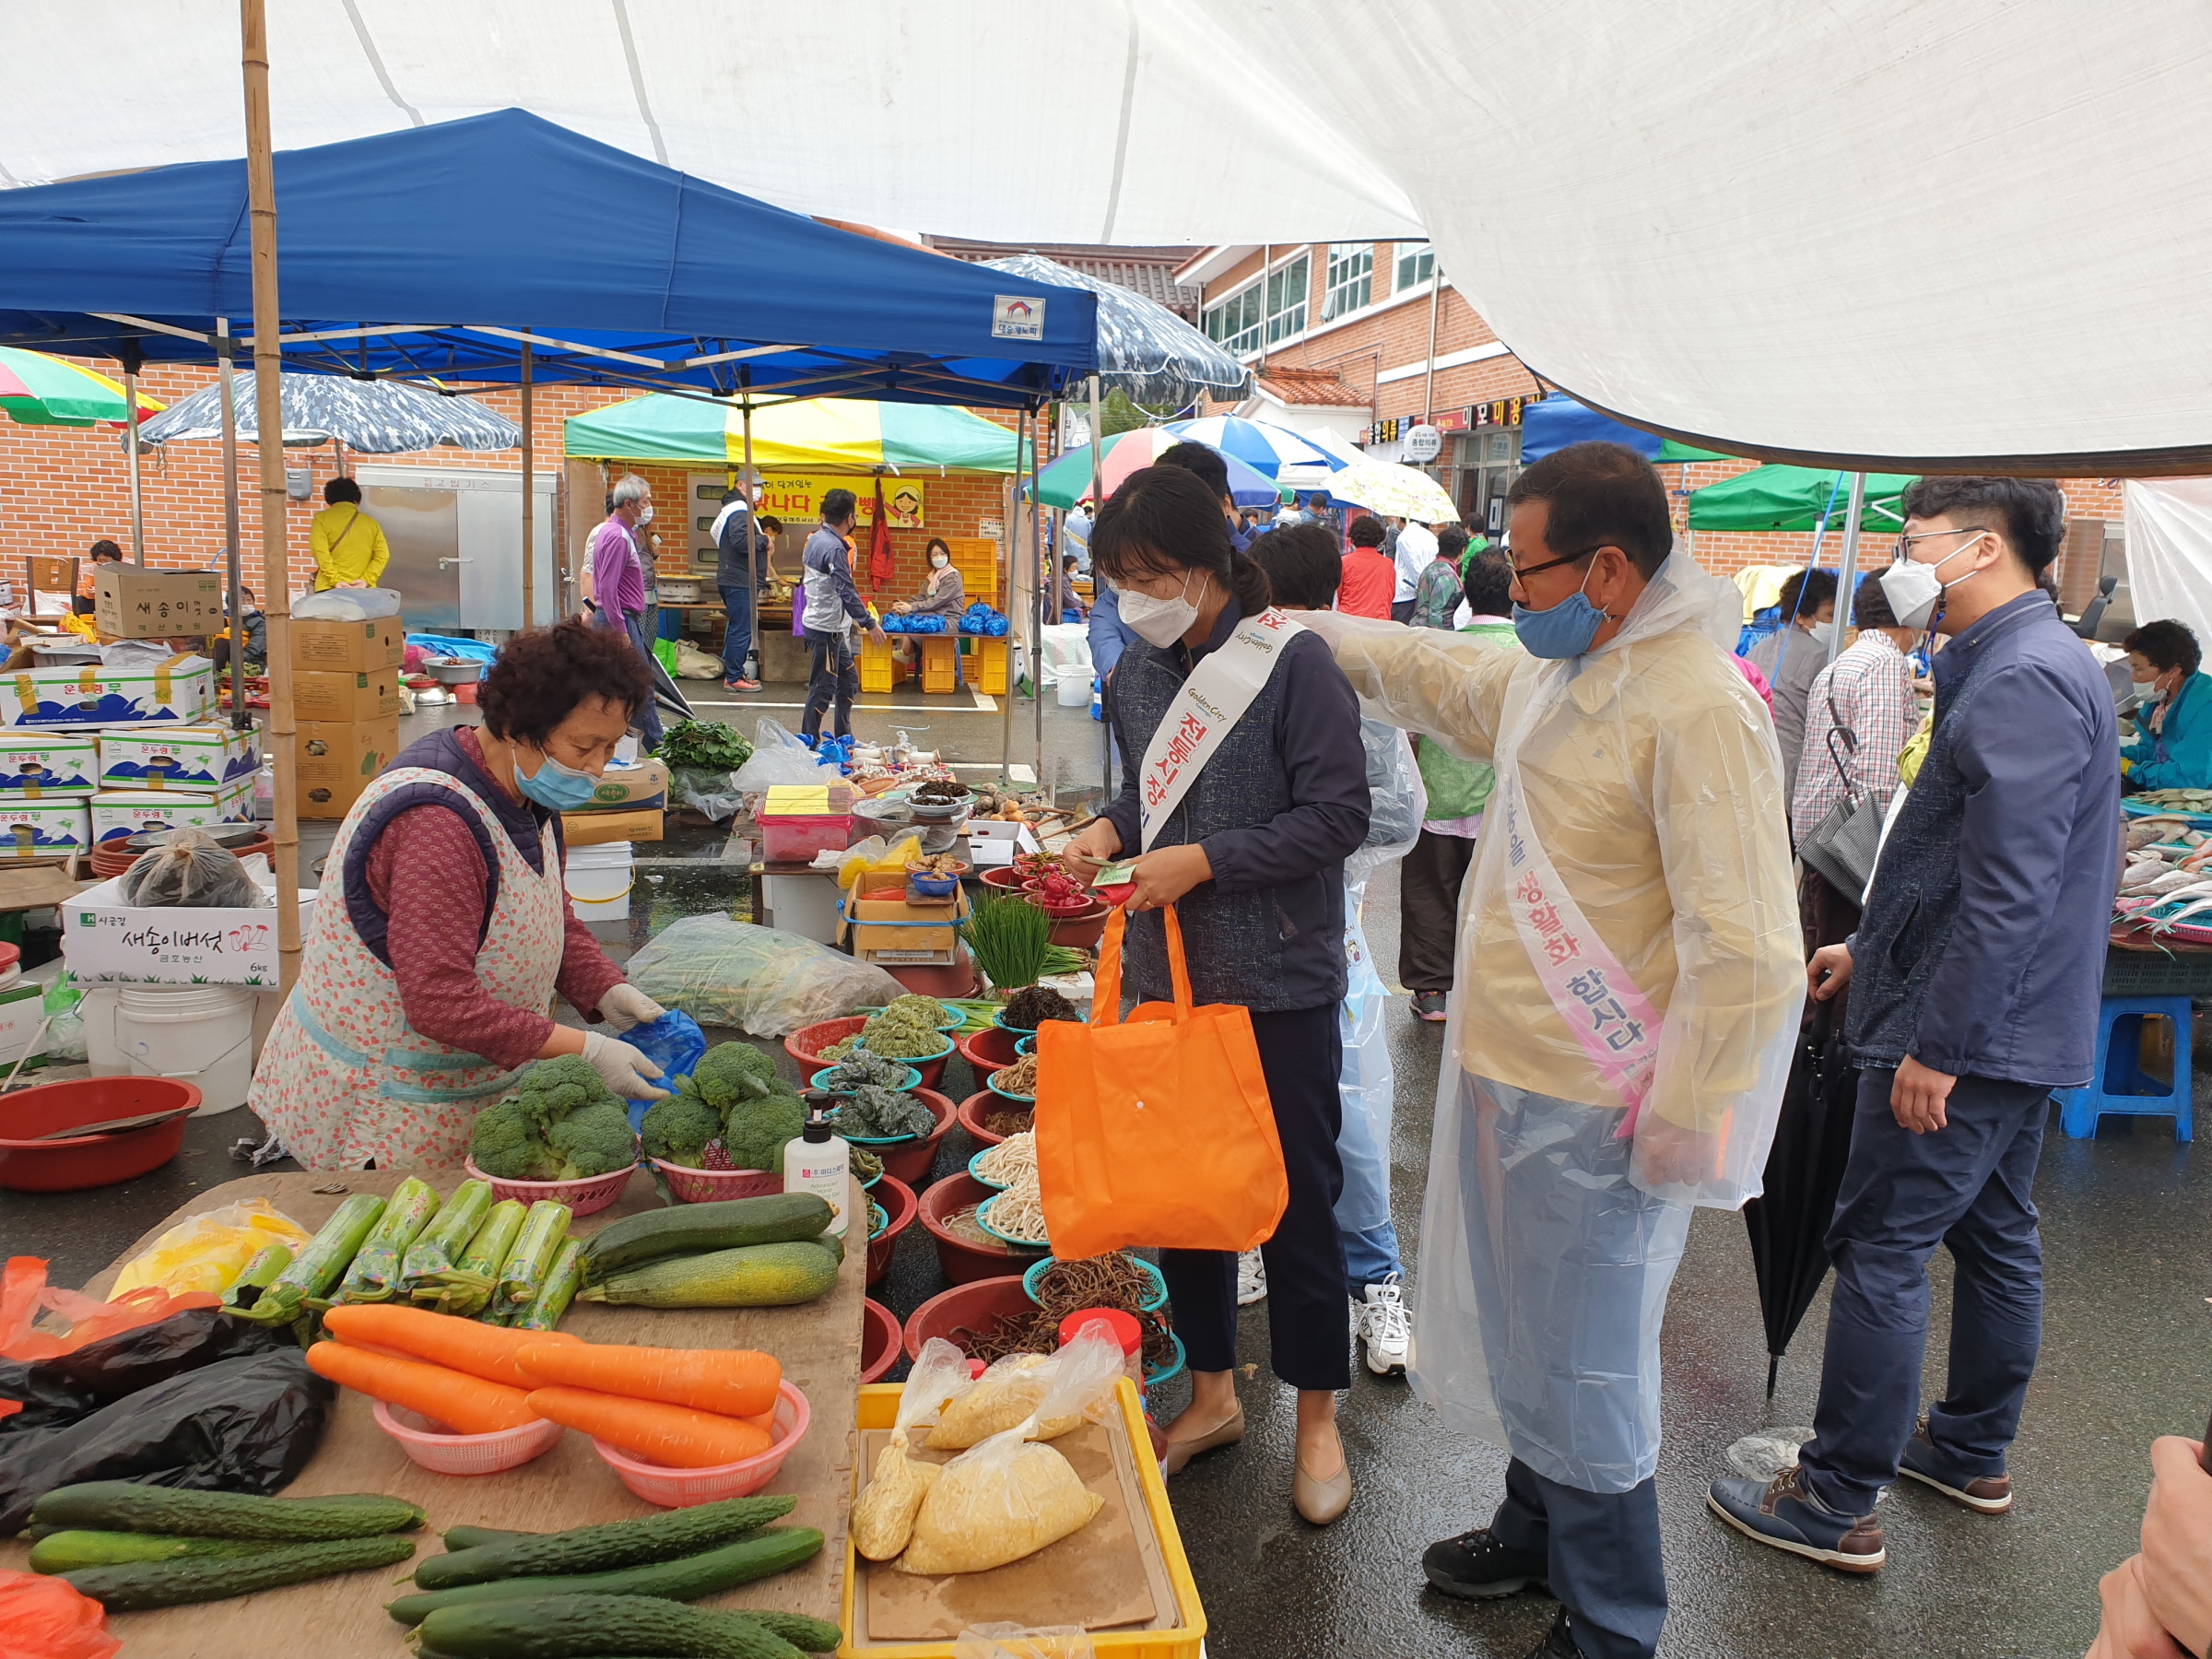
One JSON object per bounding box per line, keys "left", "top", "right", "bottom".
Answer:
{"left": 1512, "top": 564, "right": 1608, "bottom": 659}
{"left": 514, "top": 749, "right": 599, "bottom": 812}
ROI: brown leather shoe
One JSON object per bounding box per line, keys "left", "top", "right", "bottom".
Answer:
{"left": 1293, "top": 1456, "right": 1352, "bottom": 1525}
{"left": 1900, "top": 1419, "right": 2015, "bottom": 1514}
{"left": 1159, "top": 1406, "right": 1244, "bottom": 1476}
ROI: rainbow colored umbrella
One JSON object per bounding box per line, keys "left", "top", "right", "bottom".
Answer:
{"left": 0, "top": 347, "right": 162, "bottom": 427}
{"left": 1033, "top": 428, "right": 1279, "bottom": 509}
{"left": 564, "top": 394, "right": 1030, "bottom": 471}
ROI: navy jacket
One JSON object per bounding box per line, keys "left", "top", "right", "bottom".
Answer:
{"left": 1847, "top": 591, "right": 2121, "bottom": 1088}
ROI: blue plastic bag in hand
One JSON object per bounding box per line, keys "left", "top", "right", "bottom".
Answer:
{"left": 620, "top": 1010, "right": 707, "bottom": 1130}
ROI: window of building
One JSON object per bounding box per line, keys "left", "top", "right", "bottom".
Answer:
{"left": 1203, "top": 285, "right": 1264, "bottom": 355}
{"left": 1322, "top": 243, "right": 1371, "bottom": 321}
{"left": 1457, "top": 426, "right": 1522, "bottom": 535}
{"left": 1203, "top": 252, "right": 1312, "bottom": 356}
{"left": 1265, "top": 253, "right": 1310, "bottom": 344}
{"left": 1395, "top": 242, "right": 1436, "bottom": 289}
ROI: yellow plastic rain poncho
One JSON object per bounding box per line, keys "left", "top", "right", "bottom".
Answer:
{"left": 1305, "top": 554, "right": 1801, "bottom": 1491}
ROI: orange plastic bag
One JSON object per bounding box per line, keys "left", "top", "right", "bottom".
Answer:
{"left": 0, "top": 1571, "right": 122, "bottom": 1659}
{"left": 0, "top": 1258, "right": 219, "bottom": 1362}
{"left": 1033, "top": 906, "right": 1287, "bottom": 1258}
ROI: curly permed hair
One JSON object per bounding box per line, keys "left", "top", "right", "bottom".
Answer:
{"left": 477, "top": 619, "right": 651, "bottom": 746}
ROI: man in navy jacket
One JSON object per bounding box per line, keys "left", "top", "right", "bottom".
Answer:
{"left": 1711, "top": 478, "right": 2120, "bottom": 1575}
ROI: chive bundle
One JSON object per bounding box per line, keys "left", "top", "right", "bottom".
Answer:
{"left": 964, "top": 891, "right": 1052, "bottom": 991}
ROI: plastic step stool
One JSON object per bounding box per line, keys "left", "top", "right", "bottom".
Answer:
{"left": 2055, "top": 993, "right": 2194, "bottom": 1141}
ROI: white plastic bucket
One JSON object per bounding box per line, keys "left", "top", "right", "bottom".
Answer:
{"left": 103, "top": 984, "right": 257, "bottom": 1113}
{"left": 1055, "top": 673, "right": 1090, "bottom": 708}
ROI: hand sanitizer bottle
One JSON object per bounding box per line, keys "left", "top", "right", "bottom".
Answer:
{"left": 783, "top": 1091, "right": 852, "bottom": 1238}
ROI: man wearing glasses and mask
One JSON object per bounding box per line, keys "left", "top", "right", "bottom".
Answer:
{"left": 1710, "top": 477, "right": 2120, "bottom": 1576}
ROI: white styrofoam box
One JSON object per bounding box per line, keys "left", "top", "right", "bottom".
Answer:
{"left": 0, "top": 732, "right": 99, "bottom": 796}
{"left": 98, "top": 723, "right": 259, "bottom": 790}
{"left": 0, "top": 799, "right": 92, "bottom": 859}
{"left": 0, "top": 979, "right": 47, "bottom": 1064}
{"left": 64, "top": 872, "right": 315, "bottom": 986}
{"left": 0, "top": 657, "right": 214, "bottom": 729}
{"left": 90, "top": 778, "right": 254, "bottom": 843}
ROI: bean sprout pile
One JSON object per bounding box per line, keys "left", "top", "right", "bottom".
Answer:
{"left": 974, "top": 1130, "right": 1037, "bottom": 1186}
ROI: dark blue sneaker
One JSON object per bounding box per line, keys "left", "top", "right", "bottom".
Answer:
{"left": 1900, "top": 1418, "right": 2014, "bottom": 1514}
{"left": 1707, "top": 1465, "right": 1886, "bottom": 1573}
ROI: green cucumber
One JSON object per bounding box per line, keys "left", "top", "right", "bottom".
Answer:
{"left": 415, "top": 1495, "right": 796, "bottom": 1588}
{"left": 443, "top": 1525, "right": 541, "bottom": 1552}
{"left": 30, "top": 1481, "right": 425, "bottom": 1540}
{"left": 731, "top": 1612, "right": 843, "bottom": 1653}
{"left": 580, "top": 1194, "right": 831, "bottom": 1280}
{"left": 28, "top": 1531, "right": 276, "bottom": 1574}
{"left": 388, "top": 1527, "right": 823, "bottom": 1625}
{"left": 62, "top": 1534, "right": 418, "bottom": 1609}
{"left": 418, "top": 1594, "right": 806, "bottom": 1659}
{"left": 576, "top": 1241, "right": 839, "bottom": 1310}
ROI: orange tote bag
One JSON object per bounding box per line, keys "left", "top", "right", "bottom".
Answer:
{"left": 1033, "top": 904, "right": 1288, "bottom": 1259}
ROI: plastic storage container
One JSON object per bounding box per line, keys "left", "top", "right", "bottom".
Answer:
{"left": 858, "top": 632, "right": 896, "bottom": 694}
{"left": 565, "top": 841, "right": 634, "bottom": 923}
{"left": 82, "top": 983, "right": 257, "bottom": 1112}
{"left": 973, "top": 637, "right": 1010, "bottom": 696}
{"left": 758, "top": 782, "right": 857, "bottom": 863}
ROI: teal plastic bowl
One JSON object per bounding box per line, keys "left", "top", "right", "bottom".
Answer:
{"left": 1021, "top": 1252, "right": 1168, "bottom": 1313}
{"left": 974, "top": 1190, "right": 1051, "bottom": 1249}
{"left": 966, "top": 1146, "right": 1013, "bottom": 1190}
{"left": 1145, "top": 1331, "right": 1187, "bottom": 1386}
{"left": 809, "top": 1062, "right": 924, "bottom": 1099}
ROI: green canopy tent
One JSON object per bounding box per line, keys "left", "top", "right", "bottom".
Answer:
{"left": 563, "top": 393, "right": 1030, "bottom": 471}
{"left": 1687, "top": 465, "right": 1918, "bottom": 533}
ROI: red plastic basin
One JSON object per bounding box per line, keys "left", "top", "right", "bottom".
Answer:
{"left": 902, "top": 1273, "right": 1036, "bottom": 1364}
{"left": 861, "top": 1297, "right": 902, "bottom": 1383}
{"left": 866, "top": 1172, "right": 917, "bottom": 1288}
{"left": 0, "top": 1077, "right": 200, "bottom": 1192}
{"left": 872, "top": 1088, "right": 956, "bottom": 1189}
{"left": 956, "top": 1025, "right": 1020, "bottom": 1086}
{"left": 784, "top": 1016, "right": 867, "bottom": 1076}
{"left": 917, "top": 1171, "right": 1048, "bottom": 1286}
{"left": 956, "top": 1089, "right": 1032, "bottom": 1150}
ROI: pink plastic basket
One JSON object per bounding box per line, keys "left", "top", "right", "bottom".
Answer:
{"left": 372, "top": 1401, "right": 565, "bottom": 1476}
{"left": 649, "top": 1159, "right": 783, "bottom": 1204}
{"left": 464, "top": 1157, "right": 639, "bottom": 1218}
{"left": 590, "top": 1380, "right": 811, "bottom": 1507}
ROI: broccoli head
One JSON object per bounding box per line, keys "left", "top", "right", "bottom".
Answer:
{"left": 722, "top": 1092, "right": 806, "bottom": 1172}
{"left": 470, "top": 1096, "right": 562, "bottom": 1181}
{"left": 681, "top": 1041, "right": 782, "bottom": 1114}
{"left": 547, "top": 1097, "right": 641, "bottom": 1179}
{"left": 515, "top": 1053, "right": 609, "bottom": 1131}
{"left": 641, "top": 1091, "right": 722, "bottom": 1169}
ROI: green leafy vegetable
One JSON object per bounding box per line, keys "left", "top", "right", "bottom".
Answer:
{"left": 656, "top": 719, "right": 755, "bottom": 772}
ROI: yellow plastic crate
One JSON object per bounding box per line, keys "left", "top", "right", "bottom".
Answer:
{"left": 858, "top": 632, "right": 895, "bottom": 695}
{"left": 918, "top": 636, "right": 959, "bottom": 695}
{"left": 972, "top": 637, "right": 1009, "bottom": 696}
{"left": 945, "top": 536, "right": 1000, "bottom": 604}
{"left": 840, "top": 1378, "right": 1206, "bottom": 1658}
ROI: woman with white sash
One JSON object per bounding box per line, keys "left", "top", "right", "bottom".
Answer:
{"left": 1300, "top": 443, "right": 1800, "bottom": 1659}
{"left": 1062, "top": 464, "right": 1372, "bottom": 1526}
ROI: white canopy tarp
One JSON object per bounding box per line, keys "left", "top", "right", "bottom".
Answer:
{"left": 5, "top": 0, "right": 2209, "bottom": 471}
{"left": 2124, "top": 480, "right": 2212, "bottom": 646}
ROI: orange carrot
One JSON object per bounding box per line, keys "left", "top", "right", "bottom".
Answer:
{"left": 307, "top": 1339, "right": 542, "bottom": 1433}
{"left": 513, "top": 1342, "right": 780, "bottom": 1418}
{"left": 323, "top": 1303, "right": 581, "bottom": 1387}
{"left": 524, "top": 1385, "right": 773, "bottom": 1467}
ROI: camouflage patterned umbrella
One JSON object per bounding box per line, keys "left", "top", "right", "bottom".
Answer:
{"left": 136, "top": 371, "right": 518, "bottom": 453}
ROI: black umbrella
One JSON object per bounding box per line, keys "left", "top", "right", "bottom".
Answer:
{"left": 1743, "top": 993, "right": 1861, "bottom": 1396}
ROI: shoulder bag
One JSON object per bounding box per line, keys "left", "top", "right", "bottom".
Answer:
{"left": 1798, "top": 693, "right": 1888, "bottom": 900}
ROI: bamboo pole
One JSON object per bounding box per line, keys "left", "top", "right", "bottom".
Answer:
{"left": 743, "top": 398, "right": 759, "bottom": 670}
{"left": 241, "top": 0, "right": 300, "bottom": 987}
{"left": 218, "top": 321, "right": 247, "bottom": 733}
{"left": 520, "top": 334, "right": 535, "bottom": 630}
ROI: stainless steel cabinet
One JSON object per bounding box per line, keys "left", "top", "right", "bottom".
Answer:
{"left": 355, "top": 465, "right": 559, "bottom": 632}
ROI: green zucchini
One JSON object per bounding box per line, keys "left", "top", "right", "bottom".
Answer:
{"left": 237, "top": 1192, "right": 386, "bottom": 1323}
{"left": 335, "top": 1175, "right": 442, "bottom": 1302}
{"left": 418, "top": 1594, "right": 806, "bottom": 1659}
{"left": 31, "top": 1481, "right": 425, "bottom": 1540}
{"left": 443, "top": 1524, "right": 541, "bottom": 1552}
{"left": 577, "top": 1241, "right": 840, "bottom": 1310}
{"left": 402, "top": 1178, "right": 494, "bottom": 1286}
{"left": 496, "top": 1200, "right": 571, "bottom": 1312}
{"left": 389, "top": 1527, "right": 823, "bottom": 1624}
{"left": 580, "top": 1194, "right": 831, "bottom": 1281}
{"left": 737, "top": 1612, "right": 844, "bottom": 1653}
{"left": 515, "top": 1237, "right": 584, "bottom": 1331}
{"left": 28, "top": 1531, "right": 276, "bottom": 1574}
{"left": 221, "top": 1242, "right": 294, "bottom": 1310}
{"left": 62, "top": 1533, "right": 418, "bottom": 1609}
{"left": 415, "top": 1495, "right": 796, "bottom": 1589}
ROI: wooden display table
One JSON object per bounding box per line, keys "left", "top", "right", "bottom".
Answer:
{"left": 0, "top": 1165, "right": 863, "bottom": 1658}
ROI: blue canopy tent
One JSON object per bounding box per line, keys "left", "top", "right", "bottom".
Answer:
{"left": 1518, "top": 394, "right": 1731, "bottom": 466}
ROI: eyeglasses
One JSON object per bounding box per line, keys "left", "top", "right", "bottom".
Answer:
{"left": 1890, "top": 525, "right": 1987, "bottom": 561}
{"left": 1511, "top": 549, "right": 1594, "bottom": 582}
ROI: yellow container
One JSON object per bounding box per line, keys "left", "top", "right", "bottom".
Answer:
{"left": 973, "top": 637, "right": 1010, "bottom": 696}
{"left": 919, "top": 636, "right": 959, "bottom": 695}
{"left": 840, "top": 1377, "right": 1205, "bottom": 1658}
{"left": 859, "top": 632, "right": 895, "bottom": 695}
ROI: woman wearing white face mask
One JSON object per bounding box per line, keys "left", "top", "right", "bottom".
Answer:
{"left": 2120, "top": 618, "right": 2212, "bottom": 793}
{"left": 892, "top": 537, "right": 966, "bottom": 620}
{"left": 1747, "top": 566, "right": 1838, "bottom": 809}
{"left": 1062, "top": 464, "right": 1372, "bottom": 1525}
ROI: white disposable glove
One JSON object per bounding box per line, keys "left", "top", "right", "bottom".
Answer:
{"left": 582, "top": 1030, "right": 670, "bottom": 1100}
{"left": 597, "top": 982, "right": 665, "bottom": 1034}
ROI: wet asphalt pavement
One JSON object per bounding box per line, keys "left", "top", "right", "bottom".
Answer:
{"left": 6, "top": 688, "right": 2206, "bottom": 1658}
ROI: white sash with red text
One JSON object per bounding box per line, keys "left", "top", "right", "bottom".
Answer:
{"left": 1135, "top": 607, "right": 1306, "bottom": 852}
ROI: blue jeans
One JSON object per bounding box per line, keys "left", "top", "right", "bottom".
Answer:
{"left": 1491, "top": 1458, "right": 1666, "bottom": 1659}
{"left": 1340, "top": 1218, "right": 1401, "bottom": 1291}
{"left": 719, "top": 583, "right": 754, "bottom": 679}
{"left": 1794, "top": 1068, "right": 2048, "bottom": 1516}
{"left": 601, "top": 606, "right": 664, "bottom": 747}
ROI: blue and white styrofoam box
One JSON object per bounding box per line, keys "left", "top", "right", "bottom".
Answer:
{"left": 0, "top": 799, "right": 91, "bottom": 859}
{"left": 98, "top": 722, "right": 258, "bottom": 790}
{"left": 89, "top": 778, "right": 254, "bottom": 844}
{"left": 1, "top": 657, "right": 214, "bottom": 728}
{"left": 0, "top": 732, "right": 100, "bottom": 796}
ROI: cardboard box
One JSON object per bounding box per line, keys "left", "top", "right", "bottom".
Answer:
{"left": 98, "top": 723, "right": 258, "bottom": 790}
{"left": 576, "top": 756, "right": 669, "bottom": 811}
{"left": 847, "top": 889, "right": 971, "bottom": 964}
{"left": 292, "top": 667, "right": 402, "bottom": 723}
{"left": 0, "top": 733, "right": 99, "bottom": 797}
{"left": 562, "top": 806, "right": 663, "bottom": 847}
{"left": 90, "top": 780, "right": 253, "bottom": 844}
{"left": 0, "top": 800, "right": 91, "bottom": 860}
{"left": 1, "top": 657, "right": 214, "bottom": 729}
{"left": 64, "top": 865, "right": 315, "bottom": 986}
{"left": 297, "top": 716, "right": 400, "bottom": 819}
{"left": 94, "top": 567, "right": 226, "bottom": 641}
{"left": 290, "top": 616, "right": 406, "bottom": 672}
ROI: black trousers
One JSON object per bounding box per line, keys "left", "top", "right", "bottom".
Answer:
{"left": 1159, "top": 1005, "right": 1350, "bottom": 1392}
{"left": 1399, "top": 828, "right": 1477, "bottom": 993}
{"left": 799, "top": 629, "right": 859, "bottom": 739}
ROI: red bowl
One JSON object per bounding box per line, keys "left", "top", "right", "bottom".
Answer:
{"left": 902, "top": 1274, "right": 1036, "bottom": 1363}
{"left": 784, "top": 1016, "right": 868, "bottom": 1075}
{"left": 955, "top": 1025, "right": 1020, "bottom": 1086}
{"left": 873, "top": 1088, "right": 957, "bottom": 1188}
{"left": 956, "top": 1089, "right": 1032, "bottom": 1150}
{"left": 978, "top": 866, "right": 1029, "bottom": 893}
{"left": 866, "top": 1172, "right": 917, "bottom": 1288}
{"left": 861, "top": 1297, "right": 902, "bottom": 1383}
{"left": 917, "top": 1172, "right": 1048, "bottom": 1285}
{"left": 0, "top": 1077, "right": 200, "bottom": 1192}
{"left": 1042, "top": 896, "right": 1111, "bottom": 950}
{"left": 884, "top": 955, "right": 982, "bottom": 1001}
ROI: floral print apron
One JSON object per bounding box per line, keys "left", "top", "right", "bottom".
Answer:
{"left": 247, "top": 765, "right": 565, "bottom": 1170}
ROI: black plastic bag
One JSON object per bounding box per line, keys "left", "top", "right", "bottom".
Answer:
{"left": 0, "top": 1308, "right": 285, "bottom": 1435}
{"left": 0, "top": 1348, "right": 334, "bottom": 1531}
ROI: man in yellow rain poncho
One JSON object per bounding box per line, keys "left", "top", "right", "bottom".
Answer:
{"left": 1300, "top": 442, "right": 1801, "bottom": 1659}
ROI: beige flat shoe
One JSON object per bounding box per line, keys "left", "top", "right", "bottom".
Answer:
{"left": 1293, "top": 1456, "right": 1352, "bottom": 1524}
{"left": 1160, "top": 1406, "right": 1246, "bottom": 1476}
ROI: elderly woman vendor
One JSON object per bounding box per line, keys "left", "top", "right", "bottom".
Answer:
{"left": 2122, "top": 618, "right": 2212, "bottom": 793}
{"left": 248, "top": 621, "right": 671, "bottom": 1169}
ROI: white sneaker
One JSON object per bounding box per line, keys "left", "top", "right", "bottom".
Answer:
{"left": 1236, "top": 1250, "right": 1268, "bottom": 1306}
{"left": 1361, "top": 1274, "right": 1410, "bottom": 1375}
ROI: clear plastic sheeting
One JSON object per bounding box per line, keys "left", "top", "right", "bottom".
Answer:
{"left": 622, "top": 913, "right": 903, "bottom": 1037}
{"left": 2124, "top": 479, "right": 2212, "bottom": 648}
